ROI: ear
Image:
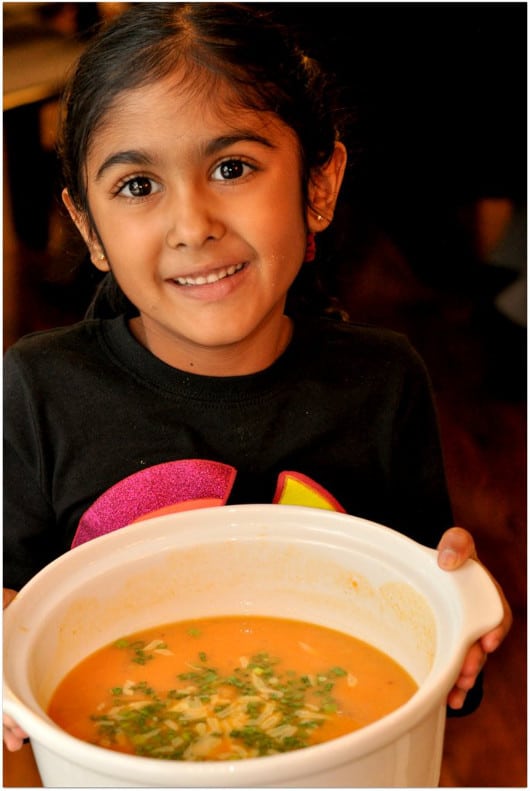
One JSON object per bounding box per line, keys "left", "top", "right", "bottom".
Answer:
{"left": 306, "top": 141, "right": 347, "bottom": 232}
{"left": 62, "top": 188, "right": 110, "bottom": 272}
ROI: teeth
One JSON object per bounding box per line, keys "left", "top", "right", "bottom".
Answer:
{"left": 175, "top": 262, "right": 244, "bottom": 286}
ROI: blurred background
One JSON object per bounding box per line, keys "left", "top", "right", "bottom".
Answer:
{"left": 3, "top": 2, "right": 526, "bottom": 786}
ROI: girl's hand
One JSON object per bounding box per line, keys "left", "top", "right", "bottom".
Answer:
{"left": 437, "top": 527, "right": 513, "bottom": 709}
{"left": 3, "top": 713, "right": 28, "bottom": 752}
{"left": 3, "top": 588, "right": 29, "bottom": 751}
{"left": 3, "top": 588, "right": 17, "bottom": 608}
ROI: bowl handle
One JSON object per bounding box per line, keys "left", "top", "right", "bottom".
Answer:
{"left": 423, "top": 548, "right": 505, "bottom": 643}
{"left": 3, "top": 686, "right": 26, "bottom": 723}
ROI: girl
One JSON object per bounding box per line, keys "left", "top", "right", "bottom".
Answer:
{"left": 4, "top": 2, "right": 511, "bottom": 751}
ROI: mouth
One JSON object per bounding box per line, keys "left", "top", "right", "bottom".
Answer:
{"left": 173, "top": 262, "right": 246, "bottom": 286}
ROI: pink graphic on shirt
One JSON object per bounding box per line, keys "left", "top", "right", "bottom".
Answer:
{"left": 71, "top": 459, "right": 236, "bottom": 547}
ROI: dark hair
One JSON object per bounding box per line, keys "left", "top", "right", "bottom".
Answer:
{"left": 58, "top": 2, "right": 350, "bottom": 319}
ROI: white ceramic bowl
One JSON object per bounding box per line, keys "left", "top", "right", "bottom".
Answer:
{"left": 3, "top": 504, "right": 503, "bottom": 787}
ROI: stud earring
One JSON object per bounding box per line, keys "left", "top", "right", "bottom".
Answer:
{"left": 316, "top": 214, "right": 323, "bottom": 222}
{"left": 97, "top": 252, "right": 106, "bottom": 261}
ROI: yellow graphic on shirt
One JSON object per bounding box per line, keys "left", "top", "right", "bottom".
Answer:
{"left": 273, "top": 471, "right": 345, "bottom": 512}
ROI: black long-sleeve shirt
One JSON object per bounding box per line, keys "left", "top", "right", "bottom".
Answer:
{"left": 5, "top": 313, "right": 488, "bottom": 714}
{"left": 4, "top": 314, "right": 453, "bottom": 590}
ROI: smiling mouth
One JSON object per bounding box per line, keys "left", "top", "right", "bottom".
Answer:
{"left": 173, "top": 262, "right": 246, "bottom": 286}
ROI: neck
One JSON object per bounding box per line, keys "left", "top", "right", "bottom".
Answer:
{"left": 128, "top": 314, "right": 293, "bottom": 377}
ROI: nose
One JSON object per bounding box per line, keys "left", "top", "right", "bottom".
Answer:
{"left": 165, "top": 186, "right": 224, "bottom": 250}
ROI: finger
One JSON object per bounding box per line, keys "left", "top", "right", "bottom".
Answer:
{"left": 4, "top": 732, "right": 23, "bottom": 752}
{"left": 437, "top": 526, "right": 477, "bottom": 570}
{"left": 3, "top": 726, "right": 28, "bottom": 752}
{"left": 457, "top": 641, "right": 487, "bottom": 682}
{"left": 480, "top": 593, "right": 513, "bottom": 653}
{"left": 3, "top": 714, "right": 28, "bottom": 739}
{"left": 447, "top": 685, "right": 468, "bottom": 710}
{"left": 446, "top": 644, "right": 487, "bottom": 710}
{"left": 3, "top": 588, "right": 17, "bottom": 609}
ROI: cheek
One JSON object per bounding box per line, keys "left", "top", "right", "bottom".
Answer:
{"left": 254, "top": 189, "right": 307, "bottom": 256}
{"left": 274, "top": 214, "right": 308, "bottom": 265}
{"left": 265, "top": 232, "right": 307, "bottom": 293}
{"left": 97, "top": 214, "right": 162, "bottom": 264}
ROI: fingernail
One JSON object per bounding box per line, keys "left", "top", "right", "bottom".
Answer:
{"left": 439, "top": 548, "right": 459, "bottom": 569}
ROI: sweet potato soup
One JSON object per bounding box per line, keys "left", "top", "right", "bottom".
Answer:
{"left": 47, "top": 616, "right": 418, "bottom": 761}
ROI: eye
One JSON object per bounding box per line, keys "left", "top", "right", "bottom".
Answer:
{"left": 117, "top": 176, "right": 162, "bottom": 198}
{"left": 211, "top": 158, "right": 255, "bottom": 181}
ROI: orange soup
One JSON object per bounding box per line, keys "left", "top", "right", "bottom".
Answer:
{"left": 47, "top": 616, "right": 417, "bottom": 761}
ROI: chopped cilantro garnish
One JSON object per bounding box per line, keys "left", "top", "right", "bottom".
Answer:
{"left": 91, "top": 641, "right": 349, "bottom": 761}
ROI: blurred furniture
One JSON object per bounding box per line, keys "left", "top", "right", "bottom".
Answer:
{"left": 3, "top": 30, "right": 84, "bottom": 111}
{"left": 3, "top": 15, "right": 85, "bottom": 346}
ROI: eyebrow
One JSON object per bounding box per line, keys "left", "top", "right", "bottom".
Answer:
{"left": 203, "top": 133, "right": 275, "bottom": 157}
{"left": 95, "top": 132, "right": 276, "bottom": 181}
{"left": 96, "top": 150, "right": 153, "bottom": 181}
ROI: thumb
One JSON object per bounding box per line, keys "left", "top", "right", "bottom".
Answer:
{"left": 437, "top": 527, "right": 477, "bottom": 570}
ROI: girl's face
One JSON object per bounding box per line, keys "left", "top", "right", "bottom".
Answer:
{"left": 65, "top": 74, "right": 345, "bottom": 374}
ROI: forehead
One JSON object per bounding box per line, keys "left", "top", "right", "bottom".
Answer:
{"left": 87, "top": 70, "right": 299, "bottom": 163}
